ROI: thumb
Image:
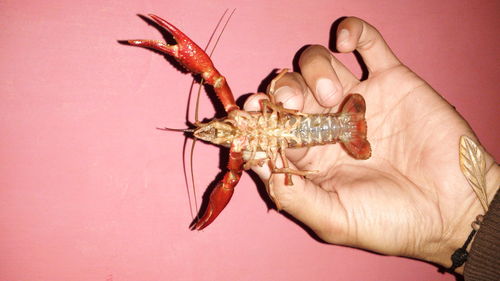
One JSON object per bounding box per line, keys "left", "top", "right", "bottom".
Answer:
{"left": 251, "top": 158, "right": 348, "bottom": 242}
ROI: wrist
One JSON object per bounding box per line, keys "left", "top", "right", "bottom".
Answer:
{"left": 439, "top": 160, "right": 499, "bottom": 274}
{"left": 421, "top": 151, "right": 499, "bottom": 274}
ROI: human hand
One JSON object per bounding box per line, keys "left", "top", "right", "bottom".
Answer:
{"left": 244, "top": 17, "right": 499, "bottom": 272}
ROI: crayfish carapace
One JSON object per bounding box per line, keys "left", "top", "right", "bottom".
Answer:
{"left": 125, "top": 14, "right": 371, "bottom": 230}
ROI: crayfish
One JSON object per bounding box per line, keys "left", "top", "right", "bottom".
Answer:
{"left": 125, "top": 14, "right": 371, "bottom": 230}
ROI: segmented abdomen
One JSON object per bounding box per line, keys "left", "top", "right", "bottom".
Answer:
{"left": 284, "top": 113, "right": 360, "bottom": 148}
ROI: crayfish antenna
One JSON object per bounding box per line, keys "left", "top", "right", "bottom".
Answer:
{"left": 188, "top": 9, "right": 236, "bottom": 230}
{"left": 156, "top": 127, "right": 194, "bottom": 133}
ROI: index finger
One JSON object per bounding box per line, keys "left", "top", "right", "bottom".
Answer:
{"left": 243, "top": 71, "right": 307, "bottom": 112}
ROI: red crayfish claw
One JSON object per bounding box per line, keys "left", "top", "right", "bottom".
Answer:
{"left": 126, "top": 14, "right": 237, "bottom": 113}
{"left": 127, "top": 14, "right": 214, "bottom": 74}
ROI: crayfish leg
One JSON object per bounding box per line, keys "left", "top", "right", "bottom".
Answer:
{"left": 268, "top": 69, "right": 290, "bottom": 99}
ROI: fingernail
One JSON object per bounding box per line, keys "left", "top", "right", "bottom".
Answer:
{"left": 337, "top": 29, "right": 349, "bottom": 48}
{"left": 243, "top": 93, "right": 268, "bottom": 111}
{"left": 316, "top": 78, "right": 337, "bottom": 104}
{"left": 274, "top": 86, "right": 295, "bottom": 101}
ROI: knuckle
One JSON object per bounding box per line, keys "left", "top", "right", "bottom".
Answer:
{"left": 299, "top": 45, "right": 331, "bottom": 66}
{"left": 286, "top": 72, "right": 303, "bottom": 83}
{"left": 268, "top": 72, "right": 303, "bottom": 91}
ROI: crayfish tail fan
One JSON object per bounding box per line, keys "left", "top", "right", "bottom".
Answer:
{"left": 339, "top": 94, "right": 371, "bottom": 160}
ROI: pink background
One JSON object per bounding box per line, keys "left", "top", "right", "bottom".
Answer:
{"left": 1, "top": 0, "right": 498, "bottom": 280}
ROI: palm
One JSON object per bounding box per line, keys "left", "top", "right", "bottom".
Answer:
{"left": 246, "top": 18, "right": 493, "bottom": 267}
{"left": 288, "top": 64, "right": 476, "bottom": 258}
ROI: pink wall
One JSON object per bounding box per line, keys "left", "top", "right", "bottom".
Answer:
{"left": 1, "top": 0, "right": 498, "bottom": 280}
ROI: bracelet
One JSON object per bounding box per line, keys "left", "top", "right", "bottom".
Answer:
{"left": 448, "top": 136, "right": 490, "bottom": 272}
{"left": 448, "top": 215, "right": 483, "bottom": 272}
{"left": 449, "top": 229, "right": 476, "bottom": 272}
